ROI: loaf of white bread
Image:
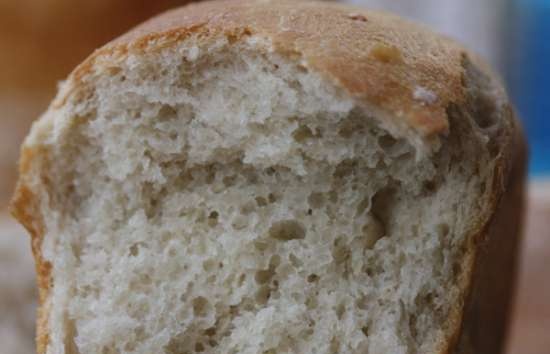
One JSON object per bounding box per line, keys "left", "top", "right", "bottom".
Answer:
{"left": 11, "top": 1, "right": 526, "bottom": 354}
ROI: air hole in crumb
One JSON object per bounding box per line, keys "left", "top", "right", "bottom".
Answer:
{"left": 269, "top": 220, "right": 306, "bottom": 241}
{"left": 195, "top": 342, "right": 205, "bottom": 352}
{"left": 158, "top": 105, "right": 177, "bottom": 122}
{"left": 204, "top": 327, "right": 216, "bottom": 337}
{"left": 254, "top": 240, "right": 269, "bottom": 251}
{"left": 362, "top": 214, "right": 385, "bottom": 249}
{"left": 208, "top": 340, "right": 218, "bottom": 347}
{"left": 240, "top": 201, "right": 256, "bottom": 215}
{"left": 332, "top": 237, "right": 350, "bottom": 264}
{"left": 289, "top": 253, "right": 303, "bottom": 268}
{"left": 101, "top": 346, "right": 117, "bottom": 354}
{"left": 330, "top": 337, "right": 340, "bottom": 353}
{"left": 269, "top": 255, "right": 281, "bottom": 268}
{"left": 222, "top": 175, "right": 238, "bottom": 187}
{"left": 480, "top": 181, "right": 487, "bottom": 194}
{"left": 255, "top": 196, "right": 268, "bottom": 207}
{"left": 268, "top": 193, "right": 277, "bottom": 203}
{"left": 336, "top": 303, "right": 346, "bottom": 319}
{"left": 238, "top": 273, "right": 247, "bottom": 286}
{"left": 423, "top": 180, "right": 437, "bottom": 194}
{"left": 365, "top": 267, "right": 374, "bottom": 277}
{"left": 371, "top": 186, "right": 395, "bottom": 231}
{"left": 436, "top": 223, "right": 450, "bottom": 237}
{"left": 255, "top": 286, "right": 271, "bottom": 305}
{"left": 378, "top": 135, "right": 397, "bottom": 150}
{"left": 307, "top": 274, "right": 319, "bottom": 283}
{"left": 396, "top": 151, "right": 413, "bottom": 162}
{"left": 205, "top": 168, "right": 216, "bottom": 184}
{"left": 328, "top": 190, "right": 339, "bottom": 203}
{"left": 255, "top": 269, "right": 273, "bottom": 284}
{"left": 333, "top": 159, "right": 357, "bottom": 179}
{"left": 308, "top": 192, "right": 324, "bottom": 208}
{"left": 208, "top": 211, "right": 219, "bottom": 227}
{"left": 297, "top": 64, "right": 308, "bottom": 73}
{"left": 338, "top": 118, "right": 361, "bottom": 138}
{"left": 356, "top": 295, "right": 368, "bottom": 310}
{"left": 453, "top": 261, "right": 462, "bottom": 277}
{"left": 245, "top": 170, "right": 259, "bottom": 184}
{"left": 423, "top": 293, "right": 434, "bottom": 305}
{"left": 292, "top": 125, "right": 315, "bottom": 142}
{"left": 124, "top": 342, "right": 136, "bottom": 352}
{"left": 409, "top": 315, "right": 418, "bottom": 339}
{"left": 306, "top": 297, "right": 318, "bottom": 309}
{"left": 164, "top": 335, "right": 187, "bottom": 354}
{"left": 134, "top": 326, "right": 146, "bottom": 341}
{"left": 192, "top": 297, "right": 209, "bottom": 317}
{"left": 138, "top": 274, "right": 152, "bottom": 286}
{"left": 129, "top": 243, "right": 140, "bottom": 257}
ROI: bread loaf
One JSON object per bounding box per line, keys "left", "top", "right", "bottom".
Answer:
{"left": 11, "top": 1, "right": 526, "bottom": 354}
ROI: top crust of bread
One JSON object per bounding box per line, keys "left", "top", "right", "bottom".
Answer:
{"left": 10, "top": 1, "right": 525, "bottom": 354}
{"left": 61, "top": 0, "right": 475, "bottom": 143}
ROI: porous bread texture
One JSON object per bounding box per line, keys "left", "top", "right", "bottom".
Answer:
{"left": 21, "top": 33, "right": 502, "bottom": 354}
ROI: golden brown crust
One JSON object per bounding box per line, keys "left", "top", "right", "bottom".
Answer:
{"left": 63, "top": 0, "right": 470, "bottom": 139}
{"left": 10, "top": 2, "right": 526, "bottom": 354}
{"left": 452, "top": 114, "right": 527, "bottom": 354}
{"left": 11, "top": 146, "right": 52, "bottom": 354}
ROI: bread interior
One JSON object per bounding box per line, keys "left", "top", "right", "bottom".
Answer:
{"left": 35, "top": 35, "right": 498, "bottom": 354}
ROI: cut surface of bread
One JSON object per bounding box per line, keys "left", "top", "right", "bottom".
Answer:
{"left": 11, "top": 1, "right": 525, "bottom": 354}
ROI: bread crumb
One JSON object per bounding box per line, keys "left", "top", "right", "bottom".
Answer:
{"left": 187, "top": 46, "right": 200, "bottom": 61}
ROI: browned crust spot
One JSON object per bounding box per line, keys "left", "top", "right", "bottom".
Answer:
{"left": 11, "top": 147, "right": 52, "bottom": 354}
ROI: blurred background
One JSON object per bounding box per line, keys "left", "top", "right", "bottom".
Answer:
{"left": 0, "top": 0, "right": 548, "bottom": 354}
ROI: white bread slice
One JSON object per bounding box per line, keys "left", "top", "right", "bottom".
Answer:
{"left": 11, "top": 1, "right": 526, "bottom": 354}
